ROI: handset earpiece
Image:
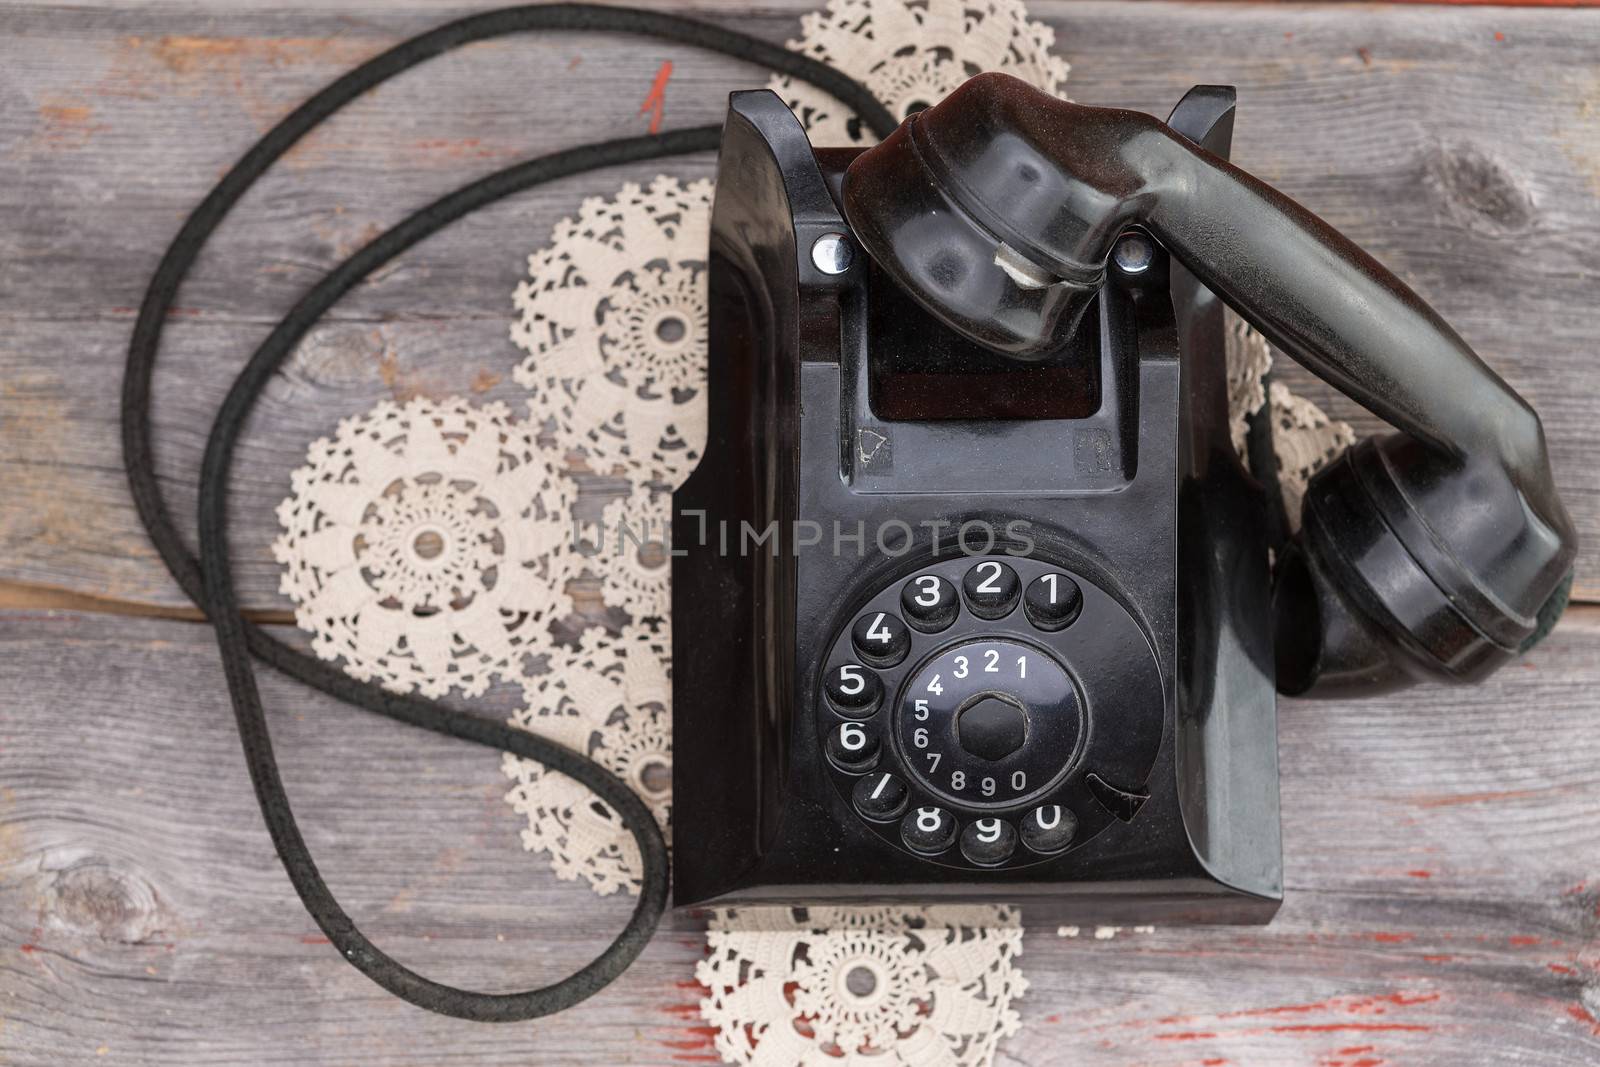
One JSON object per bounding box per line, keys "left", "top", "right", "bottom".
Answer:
{"left": 842, "top": 72, "right": 1577, "bottom": 695}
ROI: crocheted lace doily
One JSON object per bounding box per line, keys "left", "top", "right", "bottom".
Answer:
{"left": 501, "top": 621, "right": 672, "bottom": 895}
{"left": 596, "top": 483, "right": 673, "bottom": 621}
{"left": 1225, "top": 312, "right": 1357, "bottom": 524}
{"left": 767, "top": 0, "right": 1071, "bottom": 146}
{"left": 696, "top": 905, "right": 1027, "bottom": 1066}
{"left": 272, "top": 396, "right": 577, "bottom": 699}
{"left": 511, "top": 176, "right": 712, "bottom": 488}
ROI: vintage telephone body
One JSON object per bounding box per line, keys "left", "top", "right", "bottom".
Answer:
{"left": 672, "top": 79, "right": 1575, "bottom": 920}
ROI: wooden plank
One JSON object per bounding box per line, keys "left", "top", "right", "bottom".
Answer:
{"left": 1, "top": 1, "right": 1599, "bottom": 610}
{"left": 2, "top": 610, "right": 1597, "bottom": 1064}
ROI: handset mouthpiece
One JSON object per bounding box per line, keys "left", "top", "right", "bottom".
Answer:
{"left": 841, "top": 76, "right": 1117, "bottom": 359}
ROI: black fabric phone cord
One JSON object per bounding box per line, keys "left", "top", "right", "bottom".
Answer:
{"left": 121, "top": 3, "right": 894, "bottom": 1022}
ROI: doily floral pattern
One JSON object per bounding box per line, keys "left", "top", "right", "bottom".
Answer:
{"left": 767, "top": 0, "right": 1071, "bottom": 146}
{"left": 511, "top": 176, "right": 712, "bottom": 487}
{"left": 501, "top": 621, "right": 672, "bottom": 895}
{"left": 505, "top": 179, "right": 695, "bottom": 893}
{"left": 1225, "top": 312, "right": 1272, "bottom": 456}
{"left": 1268, "top": 379, "right": 1359, "bottom": 521}
{"left": 696, "top": 905, "right": 1027, "bottom": 1066}
{"left": 1224, "top": 311, "right": 1357, "bottom": 524}
{"left": 273, "top": 396, "right": 577, "bottom": 699}
{"left": 596, "top": 483, "right": 672, "bottom": 620}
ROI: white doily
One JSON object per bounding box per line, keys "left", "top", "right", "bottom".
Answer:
{"left": 272, "top": 396, "right": 577, "bottom": 699}
{"left": 1268, "top": 379, "right": 1359, "bottom": 520}
{"left": 596, "top": 483, "right": 672, "bottom": 620}
{"left": 1225, "top": 312, "right": 1272, "bottom": 456}
{"left": 511, "top": 176, "right": 712, "bottom": 488}
{"left": 696, "top": 905, "right": 1027, "bottom": 1066}
{"left": 767, "top": 0, "right": 1071, "bottom": 146}
{"left": 1224, "top": 311, "right": 1358, "bottom": 523}
{"left": 501, "top": 620, "right": 672, "bottom": 895}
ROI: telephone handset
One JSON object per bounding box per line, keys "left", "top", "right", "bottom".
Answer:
{"left": 842, "top": 73, "right": 1575, "bottom": 693}
{"left": 672, "top": 77, "right": 1577, "bottom": 918}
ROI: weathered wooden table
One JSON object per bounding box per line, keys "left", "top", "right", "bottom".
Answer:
{"left": 3, "top": 1, "right": 1598, "bottom": 1063}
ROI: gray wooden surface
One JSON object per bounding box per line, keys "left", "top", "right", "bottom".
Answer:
{"left": 1, "top": 1, "right": 1598, "bottom": 1064}
{"left": 5, "top": 612, "right": 1599, "bottom": 1065}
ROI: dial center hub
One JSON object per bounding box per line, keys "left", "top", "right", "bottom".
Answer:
{"left": 896, "top": 637, "right": 1082, "bottom": 808}
{"left": 956, "top": 694, "right": 1029, "bottom": 761}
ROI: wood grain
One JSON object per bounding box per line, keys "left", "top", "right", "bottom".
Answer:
{"left": 2, "top": 1, "right": 1600, "bottom": 1064}
{"left": 1, "top": 610, "right": 1597, "bottom": 1065}
{"left": 1, "top": 2, "right": 1599, "bottom": 607}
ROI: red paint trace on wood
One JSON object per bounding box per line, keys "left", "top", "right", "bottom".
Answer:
{"left": 1319, "top": 1046, "right": 1384, "bottom": 1067}
{"left": 639, "top": 60, "right": 673, "bottom": 135}
{"left": 1568, "top": 1004, "right": 1600, "bottom": 1036}
{"left": 1368, "top": 932, "right": 1416, "bottom": 944}
{"left": 659, "top": 1025, "right": 719, "bottom": 1053}
{"left": 1407, "top": 787, "right": 1548, "bottom": 808}
{"left": 1272, "top": 1023, "right": 1431, "bottom": 1035}
{"left": 1151, "top": 992, "right": 1441, "bottom": 1046}
{"left": 1158, "top": 991, "right": 1440, "bottom": 1028}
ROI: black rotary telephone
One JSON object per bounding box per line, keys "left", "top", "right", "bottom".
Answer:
{"left": 127, "top": 5, "right": 1575, "bottom": 1021}
{"left": 671, "top": 76, "right": 1577, "bottom": 920}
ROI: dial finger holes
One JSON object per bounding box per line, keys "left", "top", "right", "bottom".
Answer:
{"left": 825, "top": 662, "right": 883, "bottom": 717}
{"left": 900, "top": 805, "right": 956, "bottom": 855}
{"left": 960, "top": 817, "right": 1017, "bottom": 866}
{"left": 1025, "top": 571, "right": 1082, "bottom": 631}
{"left": 900, "top": 573, "right": 959, "bottom": 632}
{"left": 851, "top": 610, "right": 910, "bottom": 667}
{"left": 828, "top": 721, "right": 880, "bottom": 772}
{"left": 962, "top": 560, "right": 1020, "bottom": 620}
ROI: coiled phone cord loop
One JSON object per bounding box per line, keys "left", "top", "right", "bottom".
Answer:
{"left": 121, "top": 3, "right": 895, "bottom": 1022}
